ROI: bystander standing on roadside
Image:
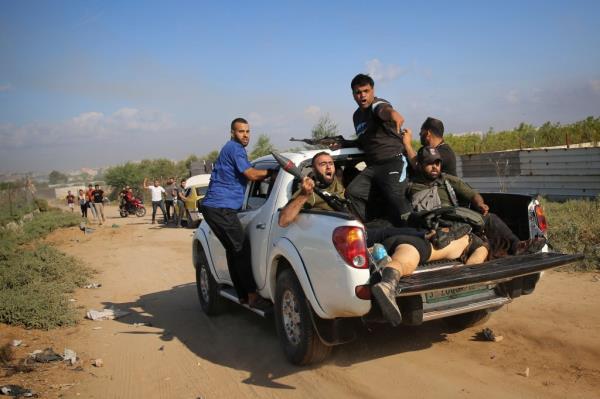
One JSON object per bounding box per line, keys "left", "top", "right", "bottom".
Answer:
{"left": 86, "top": 184, "right": 98, "bottom": 222}
{"left": 91, "top": 184, "right": 106, "bottom": 225}
{"left": 164, "top": 177, "right": 177, "bottom": 224}
{"left": 66, "top": 190, "right": 75, "bottom": 212}
{"left": 144, "top": 178, "right": 167, "bottom": 224}
{"left": 78, "top": 189, "right": 87, "bottom": 218}
{"left": 174, "top": 178, "right": 187, "bottom": 228}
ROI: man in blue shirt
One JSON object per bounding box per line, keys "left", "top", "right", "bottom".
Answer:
{"left": 201, "top": 117, "right": 271, "bottom": 308}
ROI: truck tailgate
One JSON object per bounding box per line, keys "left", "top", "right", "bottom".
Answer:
{"left": 396, "top": 252, "right": 584, "bottom": 295}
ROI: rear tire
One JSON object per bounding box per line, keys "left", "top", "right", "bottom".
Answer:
{"left": 135, "top": 207, "right": 146, "bottom": 217}
{"left": 195, "top": 246, "right": 225, "bottom": 315}
{"left": 274, "top": 269, "right": 331, "bottom": 365}
{"left": 444, "top": 309, "right": 491, "bottom": 332}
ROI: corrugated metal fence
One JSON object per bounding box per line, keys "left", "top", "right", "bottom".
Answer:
{"left": 458, "top": 147, "right": 600, "bottom": 199}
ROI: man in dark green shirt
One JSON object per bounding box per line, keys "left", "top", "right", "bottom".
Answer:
{"left": 409, "top": 147, "right": 488, "bottom": 213}
{"left": 410, "top": 147, "right": 545, "bottom": 256}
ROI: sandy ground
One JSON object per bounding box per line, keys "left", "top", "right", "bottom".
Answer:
{"left": 1, "top": 205, "right": 599, "bottom": 398}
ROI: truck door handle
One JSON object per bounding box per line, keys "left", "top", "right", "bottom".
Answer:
{"left": 256, "top": 223, "right": 266, "bottom": 230}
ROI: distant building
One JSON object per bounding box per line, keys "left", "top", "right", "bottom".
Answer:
{"left": 190, "top": 160, "right": 213, "bottom": 176}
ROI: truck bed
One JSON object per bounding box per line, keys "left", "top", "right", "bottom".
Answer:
{"left": 396, "top": 252, "right": 584, "bottom": 295}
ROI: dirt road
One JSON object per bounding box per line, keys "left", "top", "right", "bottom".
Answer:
{"left": 2, "top": 205, "right": 599, "bottom": 398}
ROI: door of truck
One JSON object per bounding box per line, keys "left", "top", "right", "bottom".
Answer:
{"left": 239, "top": 162, "right": 279, "bottom": 290}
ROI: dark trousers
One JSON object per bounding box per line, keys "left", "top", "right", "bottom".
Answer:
{"left": 484, "top": 213, "right": 520, "bottom": 255}
{"left": 176, "top": 200, "right": 185, "bottom": 226}
{"left": 80, "top": 204, "right": 87, "bottom": 218}
{"left": 151, "top": 200, "right": 167, "bottom": 223}
{"left": 200, "top": 205, "right": 256, "bottom": 300}
{"left": 165, "top": 200, "right": 174, "bottom": 221}
{"left": 346, "top": 157, "right": 411, "bottom": 226}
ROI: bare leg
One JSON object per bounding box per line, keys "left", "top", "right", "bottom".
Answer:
{"left": 385, "top": 244, "right": 420, "bottom": 277}
{"left": 465, "top": 246, "right": 488, "bottom": 264}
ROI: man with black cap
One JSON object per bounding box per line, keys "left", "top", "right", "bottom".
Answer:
{"left": 410, "top": 147, "right": 546, "bottom": 257}
{"left": 404, "top": 117, "right": 457, "bottom": 176}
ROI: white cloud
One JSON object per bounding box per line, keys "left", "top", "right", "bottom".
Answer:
{"left": 304, "top": 105, "right": 321, "bottom": 119}
{"left": 590, "top": 80, "right": 600, "bottom": 94}
{"left": 0, "top": 108, "right": 173, "bottom": 149}
{"left": 0, "top": 83, "right": 12, "bottom": 92}
{"left": 248, "top": 112, "right": 265, "bottom": 127}
{"left": 365, "top": 59, "right": 406, "bottom": 82}
{"left": 505, "top": 89, "right": 520, "bottom": 104}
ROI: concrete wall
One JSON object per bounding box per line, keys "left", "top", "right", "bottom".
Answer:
{"left": 458, "top": 147, "right": 600, "bottom": 199}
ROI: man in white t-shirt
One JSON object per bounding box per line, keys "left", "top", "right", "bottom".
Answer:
{"left": 143, "top": 178, "right": 167, "bottom": 224}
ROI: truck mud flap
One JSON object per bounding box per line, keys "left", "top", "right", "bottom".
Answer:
{"left": 396, "top": 252, "right": 584, "bottom": 295}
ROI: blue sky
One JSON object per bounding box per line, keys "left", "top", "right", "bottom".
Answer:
{"left": 1, "top": 0, "right": 599, "bottom": 172}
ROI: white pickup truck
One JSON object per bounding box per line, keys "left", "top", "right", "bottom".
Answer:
{"left": 192, "top": 148, "right": 583, "bottom": 365}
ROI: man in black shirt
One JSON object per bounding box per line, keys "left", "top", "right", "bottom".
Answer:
{"left": 345, "top": 74, "right": 412, "bottom": 225}
{"left": 404, "top": 117, "right": 458, "bottom": 176}
{"left": 91, "top": 184, "right": 106, "bottom": 225}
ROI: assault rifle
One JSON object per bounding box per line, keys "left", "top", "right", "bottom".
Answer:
{"left": 289, "top": 135, "right": 357, "bottom": 149}
{"left": 271, "top": 151, "right": 351, "bottom": 213}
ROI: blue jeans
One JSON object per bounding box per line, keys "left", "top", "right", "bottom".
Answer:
{"left": 151, "top": 200, "right": 167, "bottom": 223}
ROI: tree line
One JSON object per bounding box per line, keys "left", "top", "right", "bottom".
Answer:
{"left": 444, "top": 116, "right": 600, "bottom": 155}
{"left": 100, "top": 115, "right": 598, "bottom": 197}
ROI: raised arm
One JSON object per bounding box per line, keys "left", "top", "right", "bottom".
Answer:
{"left": 278, "top": 177, "right": 315, "bottom": 227}
{"left": 143, "top": 178, "right": 149, "bottom": 189}
{"left": 402, "top": 128, "right": 417, "bottom": 169}
{"left": 377, "top": 105, "right": 405, "bottom": 134}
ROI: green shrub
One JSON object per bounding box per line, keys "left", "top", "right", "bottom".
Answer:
{"left": 543, "top": 197, "right": 600, "bottom": 271}
{"left": 34, "top": 198, "right": 49, "bottom": 212}
{"left": 19, "top": 209, "right": 80, "bottom": 243}
{"left": 0, "top": 209, "right": 92, "bottom": 329}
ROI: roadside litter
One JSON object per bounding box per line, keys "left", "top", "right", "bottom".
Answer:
{"left": 10, "top": 340, "right": 22, "bottom": 347}
{"left": 0, "top": 385, "right": 37, "bottom": 397}
{"left": 111, "top": 224, "right": 119, "bottom": 228}
{"left": 30, "top": 348, "right": 62, "bottom": 363}
{"left": 79, "top": 222, "right": 95, "bottom": 235}
{"left": 63, "top": 348, "right": 77, "bottom": 366}
{"left": 83, "top": 283, "right": 102, "bottom": 289}
{"left": 475, "top": 328, "right": 504, "bottom": 342}
{"left": 86, "top": 307, "right": 129, "bottom": 321}
{"left": 91, "top": 358, "right": 103, "bottom": 367}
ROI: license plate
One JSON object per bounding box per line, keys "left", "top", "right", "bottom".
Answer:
{"left": 424, "top": 285, "right": 488, "bottom": 304}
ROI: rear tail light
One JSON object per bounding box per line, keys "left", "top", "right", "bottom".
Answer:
{"left": 535, "top": 204, "right": 548, "bottom": 234}
{"left": 332, "top": 226, "right": 368, "bottom": 269}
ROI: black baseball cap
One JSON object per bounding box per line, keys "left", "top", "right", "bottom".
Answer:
{"left": 418, "top": 147, "right": 442, "bottom": 165}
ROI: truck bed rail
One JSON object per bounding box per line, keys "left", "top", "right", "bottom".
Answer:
{"left": 397, "top": 252, "right": 584, "bottom": 295}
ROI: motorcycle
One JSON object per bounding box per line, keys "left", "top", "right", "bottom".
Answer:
{"left": 119, "top": 198, "right": 146, "bottom": 217}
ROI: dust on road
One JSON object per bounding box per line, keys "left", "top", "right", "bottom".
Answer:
{"left": 1, "top": 205, "right": 599, "bottom": 398}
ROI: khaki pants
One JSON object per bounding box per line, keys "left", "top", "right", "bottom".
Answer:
{"left": 93, "top": 202, "right": 106, "bottom": 224}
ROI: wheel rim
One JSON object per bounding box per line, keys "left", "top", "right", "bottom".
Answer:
{"left": 199, "top": 266, "right": 210, "bottom": 303}
{"left": 281, "top": 289, "right": 302, "bottom": 346}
